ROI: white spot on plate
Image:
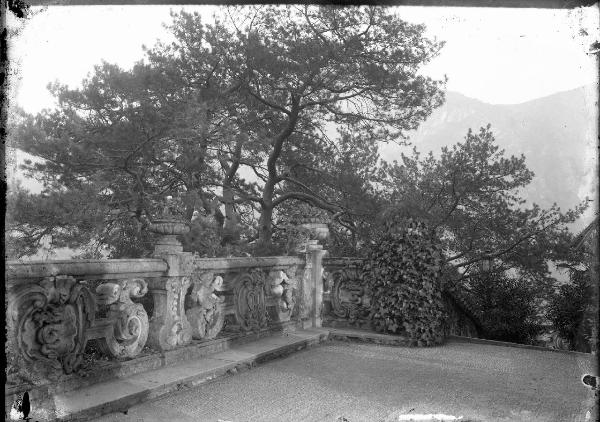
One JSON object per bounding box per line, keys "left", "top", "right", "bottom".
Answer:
{"left": 398, "top": 414, "right": 463, "bottom": 421}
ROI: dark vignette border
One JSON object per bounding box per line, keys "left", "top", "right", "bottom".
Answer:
{"left": 0, "top": 0, "right": 598, "bottom": 419}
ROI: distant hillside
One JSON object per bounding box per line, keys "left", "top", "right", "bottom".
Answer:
{"left": 381, "top": 85, "right": 598, "bottom": 231}
{"left": 8, "top": 86, "right": 598, "bottom": 240}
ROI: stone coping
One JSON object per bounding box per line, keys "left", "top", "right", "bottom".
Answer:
{"left": 323, "top": 257, "right": 366, "bottom": 267}
{"left": 6, "top": 259, "right": 168, "bottom": 280}
{"left": 6, "top": 256, "right": 305, "bottom": 280}
{"left": 328, "top": 327, "right": 411, "bottom": 346}
{"left": 328, "top": 328, "right": 595, "bottom": 356}
{"left": 448, "top": 335, "right": 595, "bottom": 356}
{"left": 193, "top": 255, "right": 304, "bottom": 270}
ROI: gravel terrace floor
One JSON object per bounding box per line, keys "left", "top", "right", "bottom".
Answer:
{"left": 93, "top": 339, "right": 596, "bottom": 422}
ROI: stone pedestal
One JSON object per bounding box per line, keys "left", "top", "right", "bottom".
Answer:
{"left": 146, "top": 219, "right": 193, "bottom": 351}
{"left": 297, "top": 225, "right": 329, "bottom": 329}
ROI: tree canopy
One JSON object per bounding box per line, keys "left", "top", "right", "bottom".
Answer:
{"left": 8, "top": 5, "right": 446, "bottom": 257}
{"left": 372, "top": 125, "right": 588, "bottom": 284}
{"left": 7, "top": 6, "right": 587, "bottom": 279}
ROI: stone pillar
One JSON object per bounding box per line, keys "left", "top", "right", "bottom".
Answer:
{"left": 308, "top": 242, "right": 328, "bottom": 328}
{"left": 146, "top": 219, "right": 193, "bottom": 351}
{"left": 297, "top": 222, "right": 329, "bottom": 329}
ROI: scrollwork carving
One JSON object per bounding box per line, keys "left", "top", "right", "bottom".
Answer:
{"left": 10, "top": 276, "right": 95, "bottom": 375}
{"left": 330, "top": 269, "right": 371, "bottom": 321}
{"left": 147, "top": 276, "right": 192, "bottom": 351}
{"left": 95, "top": 278, "right": 149, "bottom": 359}
{"left": 186, "top": 271, "right": 225, "bottom": 340}
{"left": 166, "top": 277, "right": 192, "bottom": 347}
{"left": 233, "top": 269, "right": 267, "bottom": 332}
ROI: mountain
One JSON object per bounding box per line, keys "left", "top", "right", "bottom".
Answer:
{"left": 381, "top": 85, "right": 598, "bottom": 231}
{"left": 7, "top": 86, "right": 597, "bottom": 237}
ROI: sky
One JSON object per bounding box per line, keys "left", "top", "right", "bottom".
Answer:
{"left": 6, "top": 4, "right": 599, "bottom": 116}
{"left": 6, "top": 5, "right": 599, "bottom": 189}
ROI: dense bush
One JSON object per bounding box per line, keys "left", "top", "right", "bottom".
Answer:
{"left": 182, "top": 216, "right": 226, "bottom": 257}
{"left": 468, "top": 272, "right": 542, "bottom": 344}
{"left": 547, "top": 269, "right": 592, "bottom": 352}
{"left": 364, "top": 217, "right": 446, "bottom": 346}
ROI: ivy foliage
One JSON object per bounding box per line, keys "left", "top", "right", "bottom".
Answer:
{"left": 468, "top": 272, "right": 542, "bottom": 344}
{"left": 364, "top": 217, "right": 446, "bottom": 346}
{"left": 547, "top": 268, "right": 592, "bottom": 352}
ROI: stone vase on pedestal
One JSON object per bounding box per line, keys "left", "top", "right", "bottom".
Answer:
{"left": 295, "top": 218, "right": 329, "bottom": 328}
{"left": 148, "top": 219, "right": 190, "bottom": 256}
{"left": 146, "top": 217, "right": 194, "bottom": 351}
{"left": 298, "top": 220, "right": 330, "bottom": 245}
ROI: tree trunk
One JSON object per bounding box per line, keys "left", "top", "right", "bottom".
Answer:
{"left": 256, "top": 96, "right": 301, "bottom": 249}
{"left": 222, "top": 185, "right": 241, "bottom": 245}
{"left": 257, "top": 204, "right": 273, "bottom": 248}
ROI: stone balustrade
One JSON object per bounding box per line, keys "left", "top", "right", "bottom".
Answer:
{"left": 322, "top": 257, "right": 372, "bottom": 329}
{"left": 6, "top": 243, "right": 326, "bottom": 384}
{"left": 6, "top": 259, "right": 167, "bottom": 381}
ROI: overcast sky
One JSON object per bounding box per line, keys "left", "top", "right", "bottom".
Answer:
{"left": 6, "top": 4, "right": 599, "bottom": 115}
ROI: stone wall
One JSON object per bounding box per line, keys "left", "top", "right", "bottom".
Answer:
{"left": 321, "top": 257, "right": 372, "bottom": 329}
{"left": 5, "top": 237, "right": 327, "bottom": 414}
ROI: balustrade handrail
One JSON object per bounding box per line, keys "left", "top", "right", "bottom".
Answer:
{"left": 6, "top": 258, "right": 168, "bottom": 280}
{"left": 323, "top": 257, "right": 365, "bottom": 265}
{"left": 193, "top": 256, "right": 304, "bottom": 271}
{"left": 6, "top": 256, "right": 306, "bottom": 280}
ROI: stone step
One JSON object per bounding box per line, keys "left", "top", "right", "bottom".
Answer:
{"left": 6, "top": 322, "right": 305, "bottom": 408}
{"left": 45, "top": 329, "right": 329, "bottom": 421}
{"left": 327, "top": 327, "right": 411, "bottom": 346}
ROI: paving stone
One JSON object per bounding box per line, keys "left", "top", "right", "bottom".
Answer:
{"left": 92, "top": 338, "right": 596, "bottom": 422}
{"left": 48, "top": 329, "right": 328, "bottom": 421}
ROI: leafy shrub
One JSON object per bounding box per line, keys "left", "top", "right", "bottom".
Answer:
{"left": 468, "top": 272, "right": 542, "bottom": 344}
{"left": 181, "top": 217, "right": 223, "bottom": 257}
{"left": 364, "top": 217, "right": 446, "bottom": 346}
{"left": 547, "top": 269, "right": 592, "bottom": 352}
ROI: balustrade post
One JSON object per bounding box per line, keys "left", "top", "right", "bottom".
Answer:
{"left": 307, "top": 243, "right": 328, "bottom": 328}
{"left": 146, "top": 218, "right": 194, "bottom": 351}
{"left": 297, "top": 220, "right": 329, "bottom": 329}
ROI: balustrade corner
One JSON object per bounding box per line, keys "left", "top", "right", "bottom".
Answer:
{"left": 7, "top": 270, "right": 157, "bottom": 382}
{"left": 6, "top": 224, "right": 330, "bottom": 382}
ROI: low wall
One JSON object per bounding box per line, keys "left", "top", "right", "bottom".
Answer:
{"left": 5, "top": 241, "right": 327, "bottom": 418}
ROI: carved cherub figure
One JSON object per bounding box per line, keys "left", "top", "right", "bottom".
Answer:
{"left": 195, "top": 275, "right": 224, "bottom": 309}
{"left": 187, "top": 273, "right": 225, "bottom": 340}
{"left": 96, "top": 283, "right": 122, "bottom": 306}
{"left": 268, "top": 270, "right": 295, "bottom": 312}
{"left": 280, "top": 283, "right": 294, "bottom": 311}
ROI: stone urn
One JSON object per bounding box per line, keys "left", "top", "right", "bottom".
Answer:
{"left": 297, "top": 217, "right": 330, "bottom": 243}
{"left": 148, "top": 219, "right": 190, "bottom": 254}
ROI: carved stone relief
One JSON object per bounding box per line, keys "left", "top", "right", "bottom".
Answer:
{"left": 95, "top": 278, "right": 149, "bottom": 358}
{"left": 148, "top": 277, "right": 192, "bottom": 351}
{"left": 10, "top": 275, "right": 95, "bottom": 375}
{"left": 329, "top": 269, "right": 371, "bottom": 321}
{"left": 167, "top": 277, "right": 192, "bottom": 347}
{"left": 283, "top": 265, "right": 300, "bottom": 319}
{"left": 266, "top": 268, "right": 297, "bottom": 322}
{"left": 300, "top": 257, "right": 313, "bottom": 319}
{"left": 186, "top": 271, "right": 225, "bottom": 340}
{"left": 233, "top": 269, "right": 267, "bottom": 332}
